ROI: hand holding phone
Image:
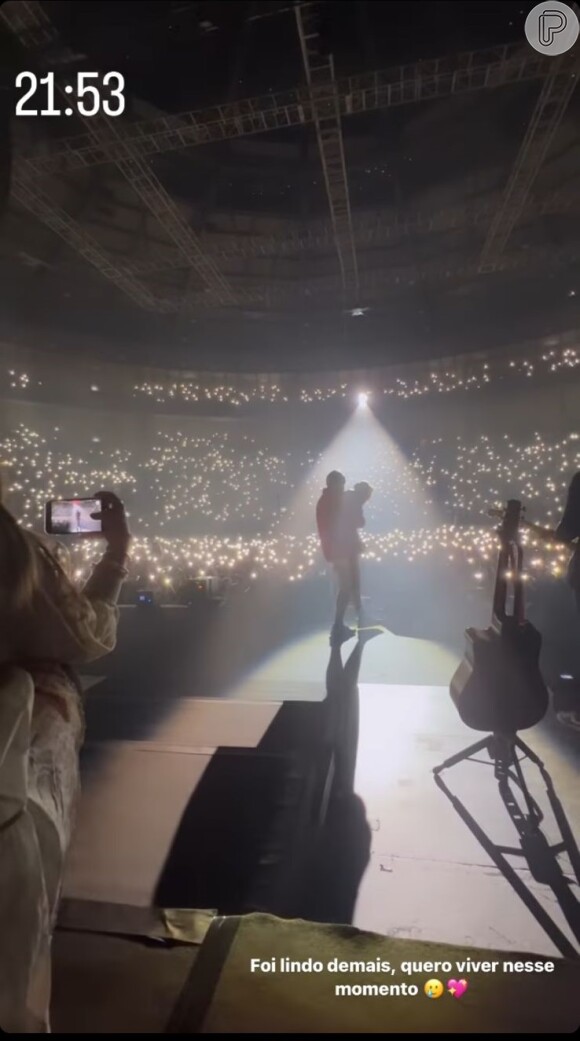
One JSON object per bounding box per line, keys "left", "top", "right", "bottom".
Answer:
{"left": 91, "top": 490, "right": 130, "bottom": 555}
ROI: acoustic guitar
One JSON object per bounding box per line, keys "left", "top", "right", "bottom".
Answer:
{"left": 450, "top": 499, "right": 548, "bottom": 733}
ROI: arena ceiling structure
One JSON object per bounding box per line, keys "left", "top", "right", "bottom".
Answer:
{"left": 1, "top": 0, "right": 580, "bottom": 371}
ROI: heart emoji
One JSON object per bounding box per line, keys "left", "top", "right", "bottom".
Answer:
{"left": 447, "top": 978, "right": 468, "bottom": 998}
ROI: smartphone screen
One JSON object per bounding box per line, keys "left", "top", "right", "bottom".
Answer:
{"left": 45, "top": 498, "right": 102, "bottom": 535}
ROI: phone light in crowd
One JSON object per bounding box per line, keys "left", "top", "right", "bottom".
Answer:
{"left": 357, "top": 391, "right": 370, "bottom": 408}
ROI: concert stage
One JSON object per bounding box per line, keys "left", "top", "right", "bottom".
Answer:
{"left": 61, "top": 621, "right": 580, "bottom": 958}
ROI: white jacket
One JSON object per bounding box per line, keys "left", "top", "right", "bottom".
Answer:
{"left": 0, "top": 537, "right": 126, "bottom": 1032}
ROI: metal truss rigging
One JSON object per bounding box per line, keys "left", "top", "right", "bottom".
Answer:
{"left": 2, "top": 0, "right": 240, "bottom": 309}
{"left": 124, "top": 188, "right": 575, "bottom": 275}
{"left": 20, "top": 44, "right": 551, "bottom": 176}
{"left": 479, "top": 46, "right": 580, "bottom": 272}
{"left": 164, "top": 242, "right": 580, "bottom": 312}
{"left": 1, "top": 1, "right": 173, "bottom": 310}
{"left": 2, "top": 2, "right": 574, "bottom": 312}
{"left": 11, "top": 162, "right": 167, "bottom": 310}
{"left": 295, "top": 2, "right": 358, "bottom": 300}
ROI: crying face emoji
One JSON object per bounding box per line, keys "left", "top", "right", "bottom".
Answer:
{"left": 424, "top": 978, "right": 444, "bottom": 999}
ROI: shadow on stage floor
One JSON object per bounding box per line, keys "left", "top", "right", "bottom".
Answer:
{"left": 154, "top": 637, "right": 375, "bottom": 923}
{"left": 67, "top": 572, "right": 580, "bottom": 950}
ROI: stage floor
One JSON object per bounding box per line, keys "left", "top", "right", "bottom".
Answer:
{"left": 352, "top": 682, "right": 579, "bottom": 956}
{"left": 64, "top": 627, "right": 580, "bottom": 958}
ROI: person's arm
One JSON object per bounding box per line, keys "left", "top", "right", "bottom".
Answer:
{"left": 525, "top": 521, "right": 571, "bottom": 545}
{"left": 526, "top": 475, "right": 580, "bottom": 545}
{"left": 315, "top": 498, "right": 324, "bottom": 539}
{"left": 82, "top": 550, "right": 128, "bottom": 605}
{"left": 83, "top": 490, "right": 130, "bottom": 600}
{"left": 488, "top": 506, "right": 575, "bottom": 547}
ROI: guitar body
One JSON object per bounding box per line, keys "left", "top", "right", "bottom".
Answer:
{"left": 450, "top": 499, "right": 549, "bottom": 734}
{"left": 451, "top": 619, "right": 548, "bottom": 732}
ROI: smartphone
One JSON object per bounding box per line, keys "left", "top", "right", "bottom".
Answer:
{"left": 45, "top": 497, "right": 102, "bottom": 536}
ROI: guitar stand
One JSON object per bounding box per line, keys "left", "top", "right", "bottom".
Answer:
{"left": 434, "top": 732, "right": 542, "bottom": 824}
{"left": 433, "top": 733, "right": 580, "bottom": 958}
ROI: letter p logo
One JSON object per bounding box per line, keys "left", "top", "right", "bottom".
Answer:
{"left": 539, "top": 9, "right": 567, "bottom": 45}
{"left": 525, "top": 2, "right": 579, "bottom": 54}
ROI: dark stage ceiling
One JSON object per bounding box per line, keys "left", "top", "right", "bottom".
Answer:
{"left": 0, "top": 1, "right": 579, "bottom": 372}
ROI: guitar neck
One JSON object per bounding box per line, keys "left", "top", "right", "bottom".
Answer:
{"left": 491, "top": 501, "right": 526, "bottom": 624}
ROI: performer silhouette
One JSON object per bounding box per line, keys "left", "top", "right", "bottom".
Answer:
{"left": 316, "top": 474, "right": 373, "bottom": 646}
